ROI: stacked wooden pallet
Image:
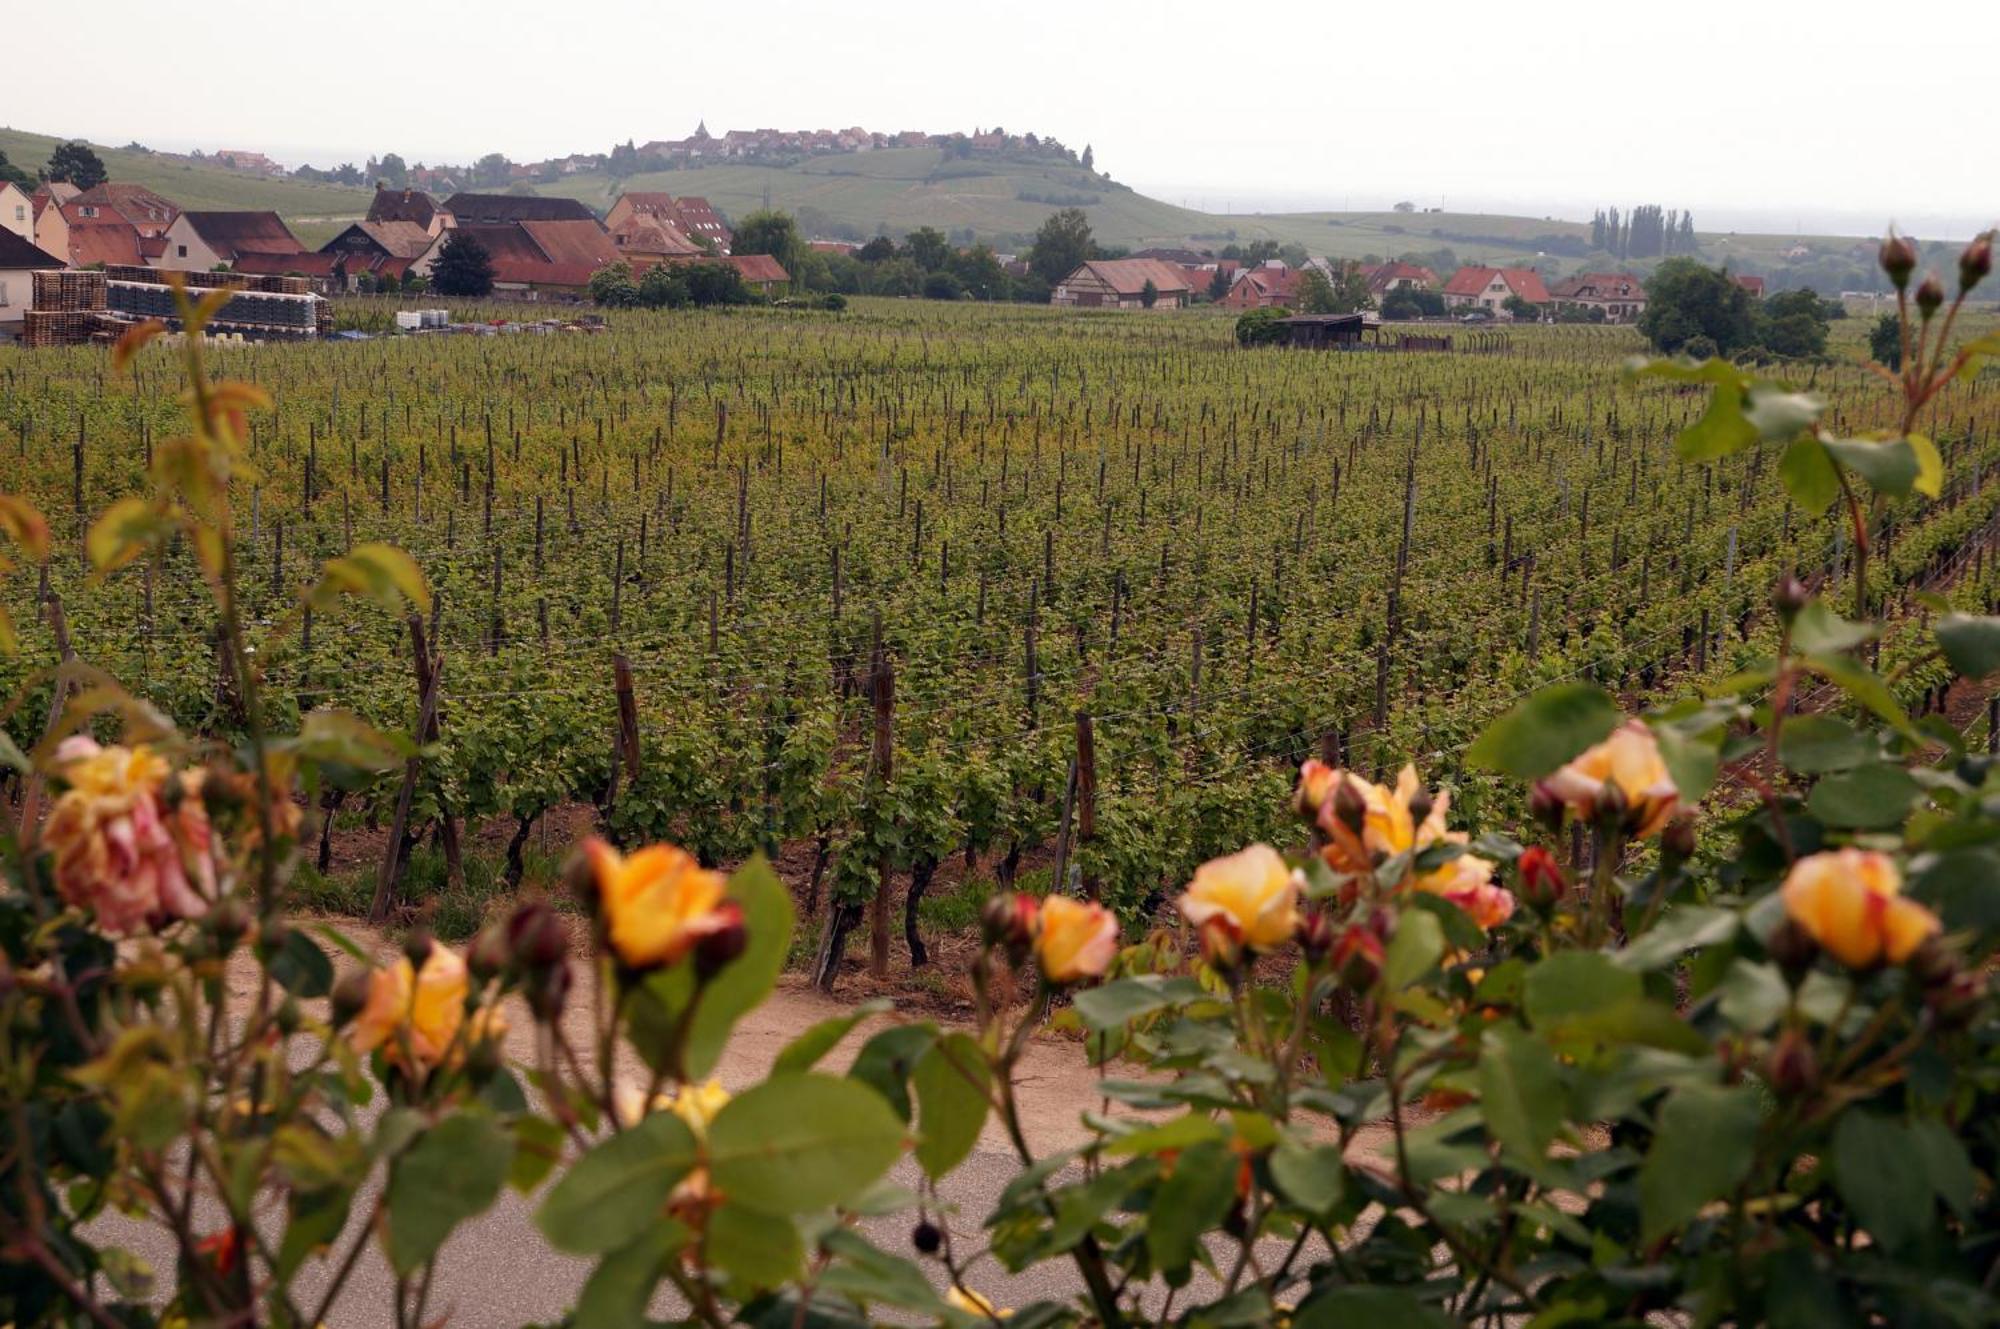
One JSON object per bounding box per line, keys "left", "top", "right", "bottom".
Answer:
{"left": 32, "top": 270, "right": 109, "bottom": 313}
{"left": 21, "top": 310, "right": 121, "bottom": 348}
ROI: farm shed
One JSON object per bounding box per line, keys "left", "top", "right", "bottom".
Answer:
{"left": 1051, "top": 259, "right": 1193, "bottom": 309}
{"left": 1273, "top": 313, "right": 1371, "bottom": 348}
{"left": 156, "top": 211, "right": 308, "bottom": 271}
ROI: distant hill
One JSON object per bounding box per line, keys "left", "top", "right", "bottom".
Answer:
{"left": 0, "top": 128, "right": 372, "bottom": 245}
{"left": 0, "top": 127, "right": 1895, "bottom": 283}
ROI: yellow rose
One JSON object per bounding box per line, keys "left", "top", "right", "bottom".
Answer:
{"left": 945, "top": 1284, "right": 1009, "bottom": 1319}
{"left": 1180, "top": 844, "right": 1302, "bottom": 951}
{"left": 1413, "top": 849, "right": 1515, "bottom": 930}
{"left": 585, "top": 837, "right": 732, "bottom": 970}
{"left": 1541, "top": 721, "right": 1680, "bottom": 838}
{"left": 1315, "top": 765, "right": 1449, "bottom": 874}
{"left": 1032, "top": 895, "right": 1119, "bottom": 984}
{"left": 614, "top": 1077, "right": 731, "bottom": 1138}
{"left": 348, "top": 945, "right": 468, "bottom": 1071}
{"left": 1782, "top": 849, "right": 1939, "bottom": 969}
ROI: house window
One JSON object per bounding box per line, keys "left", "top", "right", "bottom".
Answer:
{"left": 81, "top": 206, "right": 97, "bottom": 218}
{"left": 0, "top": 279, "right": 9, "bottom": 306}
{"left": 177, "top": 245, "right": 187, "bottom": 258}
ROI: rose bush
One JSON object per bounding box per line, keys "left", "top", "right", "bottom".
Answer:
{"left": 4, "top": 244, "right": 2000, "bottom": 1327}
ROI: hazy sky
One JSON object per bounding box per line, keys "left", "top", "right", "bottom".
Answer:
{"left": 9, "top": 0, "right": 1996, "bottom": 236}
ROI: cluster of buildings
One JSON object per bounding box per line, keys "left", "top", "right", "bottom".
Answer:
{"left": 630, "top": 122, "right": 1076, "bottom": 167}
{"left": 0, "top": 179, "right": 785, "bottom": 326}
{"left": 1044, "top": 246, "right": 1665, "bottom": 323}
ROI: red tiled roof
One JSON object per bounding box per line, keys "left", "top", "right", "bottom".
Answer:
{"left": 445, "top": 222, "right": 617, "bottom": 288}
{"left": 1063, "top": 258, "right": 1194, "bottom": 296}
{"left": 444, "top": 193, "right": 597, "bottom": 224}
{"left": 181, "top": 211, "right": 306, "bottom": 261}
{"left": 61, "top": 213, "right": 145, "bottom": 267}
{"left": 1735, "top": 274, "right": 1766, "bottom": 296}
{"left": 615, "top": 221, "right": 703, "bottom": 257}
{"left": 1443, "top": 266, "right": 1550, "bottom": 302}
{"left": 1549, "top": 272, "right": 1645, "bottom": 300}
{"left": 368, "top": 188, "right": 438, "bottom": 226}
{"left": 69, "top": 182, "right": 180, "bottom": 231}
{"left": 1367, "top": 260, "right": 1437, "bottom": 291}
{"left": 726, "top": 253, "right": 789, "bottom": 285}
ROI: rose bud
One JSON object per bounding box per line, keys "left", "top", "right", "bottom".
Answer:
{"left": 1297, "top": 907, "right": 1336, "bottom": 962}
{"left": 1661, "top": 814, "right": 1698, "bottom": 863}
{"left": 1196, "top": 914, "right": 1245, "bottom": 975}
{"left": 1333, "top": 778, "right": 1368, "bottom": 835}
{"left": 1516, "top": 846, "right": 1567, "bottom": 911}
{"left": 981, "top": 892, "right": 1038, "bottom": 960}
{"left": 528, "top": 959, "right": 572, "bottom": 1022}
{"left": 1594, "top": 775, "right": 1630, "bottom": 831}
{"left": 562, "top": 845, "right": 599, "bottom": 911}
{"left": 1407, "top": 785, "right": 1435, "bottom": 827}
{"left": 276, "top": 997, "right": 303, "bottom": 1036}
{"left": 1926, "top": 969, "right": 1984, "bottom": 1032}
{"left": 911, "top": 1220, "right": 943, "bottom": 1256}
{"left": 507, "top": 899, "right": 569, "bottom": 973}
{"left": 1916, "top": 273, "right": 1945, "bottom": 318}
{"left": 1960, "top": 233, "right": 1993, "bottom": 293}
{"left": 402, "top": 927, "right": 435, "bottom": 968}
{"left": 1293, "top": 759, "right": 1338, "bottom": 822}
{"left": 1906, "top": 936, "right": 1962, "bottom": 990}
{"left": 1764, "top": 1027, "right": 1818, "bottom": 1099}
{"left": 330, "top": 969, "right": 372, "bottom": 1030}
{"left": 468, "top": 924, "right": 511, "bottom": 983}
{"left": 1879, "top": 233, "right": 1918, "bottom": 288}
{"left": 1764, "top": 917, "right": 1819, "bottom": 986}
{"left": 1331, "top": 922, "right": 1385, "bottom": 992}
{"left": 694, "top": 901, "right": 748, "bottom": 981}
{"left": 206, "top": 895, "right": 252, "bottom": 951}
{"left": 1528, "top": 781, "right": 1564, "bottom": 833}
{"left": 1773, "top": 573, "right": 1809, "bottom": 623}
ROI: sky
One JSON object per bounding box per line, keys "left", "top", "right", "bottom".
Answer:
{"left": 8, "top": 0, "right": 1997, "bottom": 237}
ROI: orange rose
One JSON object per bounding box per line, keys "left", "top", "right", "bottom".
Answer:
{"left": 1541, "top": 721, "right": 1680, "bottom": 838}
{"left": 1781, "top": 849, "right": 1938, "bottom": 969}
{"left": 1033, "top": 895, "right": 1119, "bottom": 984}
{"left": 1315, "top": 765, "right": 1450, "bottom": 874}
{"left": 584, "top": 838, "right": 733, "bottom": 970}
{"left": 349, "top": 944, "right": 469, "bottom": 1071}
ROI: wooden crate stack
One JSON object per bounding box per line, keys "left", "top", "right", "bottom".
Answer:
{"left": 32, "top": 270, "right": 109, "bottom": 313}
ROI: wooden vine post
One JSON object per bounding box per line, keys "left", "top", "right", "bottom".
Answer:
{"left": 868, "top": 615, "right": 894, "bottom": 979}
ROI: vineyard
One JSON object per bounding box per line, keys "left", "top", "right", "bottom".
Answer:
{"left": 6, "top": 299, "right": 2000, "bottom": 972}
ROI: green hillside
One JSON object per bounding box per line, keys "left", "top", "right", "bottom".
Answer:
{"left": 1, "top": 126, "right": 1895, "bottom": 281}
{"left": 0, "top": 128, "right": 372, "bottom": 243}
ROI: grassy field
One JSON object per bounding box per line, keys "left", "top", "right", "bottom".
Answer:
{"left": 0, "top": 127, "right": 373, "bottom": 223}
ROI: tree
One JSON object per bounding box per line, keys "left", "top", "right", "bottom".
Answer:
{"left": 1081, "top": 144, "right": 1095, "bottom": 173}
{"left": 1234, "top": 307, "right": 1292, "bottom": 346}
{"left": 903, "top": 227, "right": 950, "bottom": 272}
{"left": 1757, "top": 288, "right": 1831, "bottom": 358}
{"left": 1140, "top": 278, "right": 1158, "bottom": 309}
{"left": 376, "top": 153, "right": 409, "bottom": 188}
{"left": 1027, "top": 208, "right": 1095, "bottom": 287}
{"left": 431, "top": 232, "right": 495, "bottom": 297}
{"left": 857, "top": 235, "right": 897, "bottom": 264}
{"left": 1869, "top": 313, "right": 1902, "bottom": 369}
{"left": 0, "top": 151, "right": 32, "bottom": 188}
{"left": 948, "top": 244, "right": 1008, "bottom": 300}
{"left": 1638, "top": 259, "right": 1755, "bottom": 356}
{"left": 588, "top": 262, "right": 640, "bottom": 307}
{"left": 922, "top": 270, "right": 964, "bottom": 301}
{"left": 1394, "top": 200, "right": 1416, "bottom": 213}
{"left": 44, "top": 141, "right": 106, "bottom": 190}
{"left": 471, "top": 153, "right": 512, "bottom": 188}
{"left": 1502, "top": 293, "right": 1542, "bottom": 322}
{"left": 1381, "top": 287, "right": 1445, "bottom": 320}
{"left": 1207, "top": 268, "right": 1232, "bottom": 302}
{"left": 731, "top": 210, "right": 802, "bottom": 282}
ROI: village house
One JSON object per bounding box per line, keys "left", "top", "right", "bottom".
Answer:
{"left": 1548, "top": 271, "right": 1647, "bottom": 322}
{"left": 213, "top": 149, "right": 284, "bottom": 176}
{"left": 315, "top": 220, "right": 436, "bottom": 288}
{"left": 1442, "top": 266, "right": 1552, "bottom": 317}
{"left": 604, "top": 193, "right": 722, "bottom": 260}
{"left": 59, "top": 206, "right": 153, "bottom": 268}
{"left": 1363, "top": 260, "right": 1438, "bottom": 302}
{"left": 0, "top": 182, "right": 32, "bottom": 243}
{"left": 0, "top": 229, "right": 65, "bottom": 327}
{"left": 1735, "top": 274, "right": 1767, "bottom": 297}
{"left": 30, "top": 182, "right": 78, "bottom": 259}
{"left": 1051, "top": 259, "right": 1194, "bottom": 309}
{"left": 367, "top": 187, "right": 446, "bottom": 236}
{"left": 412, "top": 219, "right": 620, "bottom": 297}
{"left": 67, "top": 183, "right": 179, "bottom": 237}
{"left": 155, "top": 211, "right": 308, "bottom": 271}
{"left": 1218, "top": 262, "right": 1302, "bottom": 310}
